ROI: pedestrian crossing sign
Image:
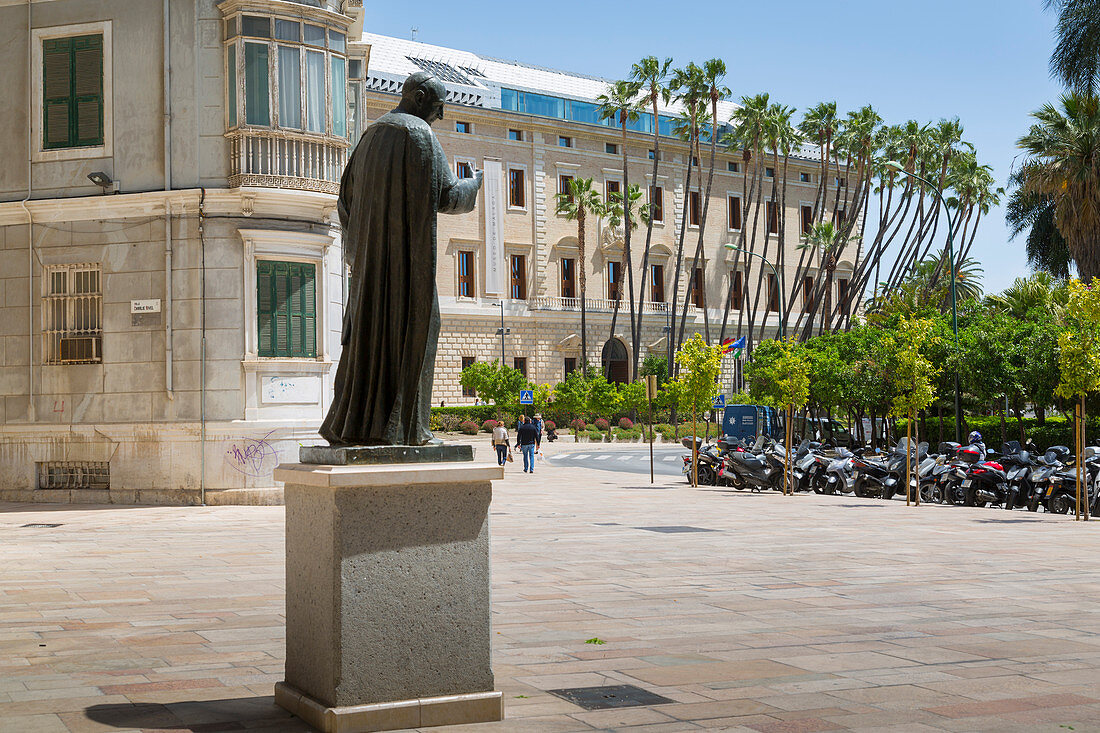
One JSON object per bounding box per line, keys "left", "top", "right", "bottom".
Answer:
{"left": 519, "top": 390, "right": 534, "bottom": 405}
{"left": 712, "top": 394, "right": 726, "bottom": 409}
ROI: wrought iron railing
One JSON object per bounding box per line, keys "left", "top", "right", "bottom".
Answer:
{"left": 528, "top": 296, "right": 681, "bottom": 314}
{"left": 227, "top": 129, "right": 350, "bottom": 194}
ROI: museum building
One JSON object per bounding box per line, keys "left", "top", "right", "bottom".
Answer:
{"left": 359, "top": 33, "right": 858, "bottom": 403}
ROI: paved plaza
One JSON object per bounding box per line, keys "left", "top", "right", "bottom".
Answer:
{"left": 2, "top": 443, "right": 1099, "bottom": 733}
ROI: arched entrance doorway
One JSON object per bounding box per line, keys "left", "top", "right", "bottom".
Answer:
{"left": 602, "top": 338, "right": 629, "bottom": 384}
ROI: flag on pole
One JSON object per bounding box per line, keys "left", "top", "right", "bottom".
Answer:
{"left": 722, "top": 336, "right": 746, "bottom": 359}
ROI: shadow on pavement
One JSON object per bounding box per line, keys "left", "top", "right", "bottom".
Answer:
{"left": 84, "top": 696, "right": 310, "bottom": 732}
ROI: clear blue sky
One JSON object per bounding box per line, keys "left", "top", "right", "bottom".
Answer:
{"left": 366, "top": 0, "right": 1062, "bottom": 294}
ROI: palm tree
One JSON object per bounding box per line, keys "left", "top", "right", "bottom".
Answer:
{"left": 1017, "top": 92, "right": 1100, "bottom": 280}
{"left": 555, "top": 177, "right": 606, "bottom": 368}
{"left": 799, "top": 102, "right": 838, "bottom": 223}
{"left": 667, "top": 62, "right": 708, "bottom": 373}
{"left": 797, "top": 221, "right": 852, "bottom": 334}
{"left": 1046, "top": 0, "right": 1100, "bottom": 94}
{"left": 597, "top": 79, "right": 644, "bottom": 367}
{"left": 629, "top": 55, "right": 672, "bottom": 377}
{"left": 1005, "top": 164, "right": 1074, "bottom": 278}
{"left": 985, "top": 271, "right": 1068, "bottom": 317}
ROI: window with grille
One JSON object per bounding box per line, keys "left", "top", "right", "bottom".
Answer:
{"left": 42, "top": 34, "right": 104, "bottom": 150}
{"left": 560, "top": 258, "right": 576, "bottom": 299}
{"left": 43, "top": 264, "right": 102, "bottom": 364}
{"left": 510, "top": 254, "right": 527, "bottom": 300}
{"left": 461, "top": 356, "right": 476, "bottom": 397}
{"left": 256, "top": 261, "right": 316, "bottom": 358}
{"left": 650, "top": 264, "right": 665, "bottom": 303}
{"left": 508, "top": 168, "right": 525, "bottom": 207}
{"left": 458, "top": 251, "right": 476, "bottom": 297}
{"left": 38, "top": 461, "right": 109, "bottom": 489}
{"left": 728, "top": 195, "right": 741, "bottom": 230}
{"left": 650, "top": 186, "right": 663, "bottom": 222}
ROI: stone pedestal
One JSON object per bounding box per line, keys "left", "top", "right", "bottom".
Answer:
{"left": 273, "top": 460, "right": 504, "bottom": 733}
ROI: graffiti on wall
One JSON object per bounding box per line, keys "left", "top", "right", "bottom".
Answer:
{"left": 224, "top": 430, "right": 281, "bottom": 477}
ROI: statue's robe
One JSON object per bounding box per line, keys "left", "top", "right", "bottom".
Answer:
{"left": 320, "top": 109, "right": 480, "bottom": 445}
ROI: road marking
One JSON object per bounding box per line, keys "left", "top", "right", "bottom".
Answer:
{"left": 662, "top": 456, "right": 678, "bottom": 462}
{"left": 618, "top": 456, "right": 634, "bottom": 462}
{"left": 572, "top": 454, "right": 590, "bottom": 460}
{"left": 594, "top": 455, "right": 611, "bottom": 461}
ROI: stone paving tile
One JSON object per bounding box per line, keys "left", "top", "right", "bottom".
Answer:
{"left": 1, "top": 442, "right": 1099, "bottom": 732}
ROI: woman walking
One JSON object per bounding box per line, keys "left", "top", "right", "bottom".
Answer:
{"left": 491, "top": 422, "right": 510, "bottom": 466}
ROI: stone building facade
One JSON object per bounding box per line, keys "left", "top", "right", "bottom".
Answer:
{"left": 0, "top": 0, "right": 369, "bottom": 503}
{"left": 361, "top": 33, "right": 859, "bottom": 403}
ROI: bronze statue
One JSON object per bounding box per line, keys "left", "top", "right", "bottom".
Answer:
{"left": 321, "top": 72, "right": 483, "bottom": 446}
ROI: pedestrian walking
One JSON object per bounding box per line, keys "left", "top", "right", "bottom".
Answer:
{"left": 533, "top": 413, "right": 544, "bottom": 451}
{"left": 491, "top": 422, "right": 510, "bottom": 466}
{"left": 516, "top": 416, "right": 539, "bottom": 473}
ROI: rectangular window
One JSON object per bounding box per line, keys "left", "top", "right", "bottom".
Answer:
{"left": 728, "top": 161, "right": 740, "bottom": 173}
{"left": 305, "top": 49, "right": 325, "bottom": 133}
{"left": 510, "top": 254, "right": 527, "bottom": 300}
{"left": 836, "top": 177, "right": 847, "bottom": 187}
{"left": 691, "top": 156, "right": 699, "bottom": 167}
{"left": 348, "top": 58, "right": 362, "bottom": 78}
{"left": 689, "top": 190, "right": 701, "bottom": 226}
{"left": 802, "top": 275, "right": 814, "bottom": 310}
{"left": 605, "top": 179, "right": 621, "bottom": 200}
{"left": 564, "top": 357, "right": 577, "bottom": 378}
{"left": 513, "top": 357, "right": 527, "bottom": 378}
{"left": 650, "top": 186, "right": 664, "bottom": 222}
{"left": 765, "top": 167, "right": 775, "bottom": 178}
{"left": 558, "top": 174, "right": 574, "bottom": 202}
{"left": 43, "top": 264, "right": 102, "bottom": 364}
{"left": 801, "top": 205, "right": 813, "bottom": 235}
{"left": 227, "top": 44, "right": 237, "bottom": 128}
{"left": 43, "top": 34, "right": 104, "bottom": 149}
{"left": 244, "top": 41, "right": 270, "bottom": 126}
{"left": 767, "top": 274, "right": 780, "bottom": 313}
{"left": 277, "top": 46, "right": 301, "bottom": 128}
{"left": 508, "top": 129, "right": 522, "bottom": 141}
{"left": 256, "top": 261, "right": 316, "bottom": 358}
{"left": 274, "top": 18, "right": 300, "bottom": 41}
{"left": 455, "top": 121, "right": 471, "bottom": 133}
{"left": 800, "top": 171, "right": 811, "bottom": 183}
{"left": 508, "top": 168, "right": 526, "bottom": 208}
{"left": 304, "top": 23, "right": 326, "bottom": 46}
{"left": 727, "top": 195, "right": 742, "bottom": 230}
{"left": 561, "top": 257, "right": 576, "bottom": 298}
{"left": 729, "top": 270, "right": 743, "bottom": 310}
{"left": 331, "top": 56, "right": 346, "bottom": 137}
{"left": 837, "top": 278, "right": 850, "bottom": 306}
{"left": 648, "top": 149, "right": 657, "bottom": 160}
{"left": 558, "top": 135, "right": 572, "bottom": 148}
{"left": 328, "top": 29, "right": 345, "bottom": 53}
{"left": 462, "top": 356, "right": 476, "bottom": 397}
{"left": 605, "top": 142, "right": 618, "bottom": 155}
{"left": 836, "top": 208, "right": 847, "bottom": 227}
{"left": 456, "top": 160, "right": 473, "bottom": 179}
{"left": 458, "top": 251, "right": 475, "bottom": 297}
{"left": 650, "top": 264, "right": 665, "bottom": 303}
{"left": 241, "top": 15, "right": 271, "bottom": 37}
{"left": 766, "top": 200, "right": 778, "bottom": 234}
{"left": 691, "top": 267, "right": 704, "bottom": 308}
{"left": 607, "top": 261, "right": 622, "bottom": 301}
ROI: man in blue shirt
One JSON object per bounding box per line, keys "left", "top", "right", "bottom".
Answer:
{"left": 516, "top": 417, "right": 539, "bottom": 473}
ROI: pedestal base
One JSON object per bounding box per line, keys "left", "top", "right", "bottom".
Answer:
{"left": 273, "top": 460, "right": 504, "bottom": 729}
{"left": 275, "top": 682, "right": 503, "bottom": 732}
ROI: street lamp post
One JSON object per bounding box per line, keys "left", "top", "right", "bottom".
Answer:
{"left": 886, "top": 160, "right": 962, "bottom": 443}
{"left": 724, "top": 244, "right": 785, "bottom": 340}
{"left": 493, "top": 301, "right": 509, "bottom": 365}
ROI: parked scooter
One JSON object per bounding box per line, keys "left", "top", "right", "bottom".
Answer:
{"left": 821, "top": 447, "right": 857, "bottom": 495}
{"left": 718, "top": 437, "right": 785, "bottom": 492}
{"left": 681, "top": 436, "right": 725, "bottom": 485}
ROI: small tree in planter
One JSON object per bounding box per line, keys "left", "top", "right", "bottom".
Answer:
{"left": 888, "top": 317, "right": 938, "bottom": 506}
{"left": 674, "top": 334, "right": 726, "bottom": 487}
{"left": 1055, "top": 280, "right": 1100, "bottom": 520}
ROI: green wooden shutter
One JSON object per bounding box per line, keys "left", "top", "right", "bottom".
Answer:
{"left": 43, "top": 38, "right": 72, "bottom": 148}
{"left": 274, "top": 262, "right": 289, "bottom": 356}
{"left": 72, "top": 35, "right": 103, "bottom": 146}
{"left": 299, "top": 264, "right": 316, "bottom": 357}
{"left": 257, "top": 261, "right": 275, "bottom": 356}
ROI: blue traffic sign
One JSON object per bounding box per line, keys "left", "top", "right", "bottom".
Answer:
{"left": 519, "top": 390, "right": 534, "bottom": 405}
{"left": 712, "top": 394, "right": 726, "bottom": 409}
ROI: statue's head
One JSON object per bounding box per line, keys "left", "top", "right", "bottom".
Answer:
{"left": 400, "top": 71, "right": 447, "bottom": 124}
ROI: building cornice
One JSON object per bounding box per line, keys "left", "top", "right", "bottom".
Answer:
{"left": 0, "top": 188, "right": 338, "bottom": 226}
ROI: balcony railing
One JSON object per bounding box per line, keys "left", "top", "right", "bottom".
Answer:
{"left": 529, "top": 296, "right": 689, "bottom": 314}
{"left": 227, "top": 129, "right": 350, "bottom": 194}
